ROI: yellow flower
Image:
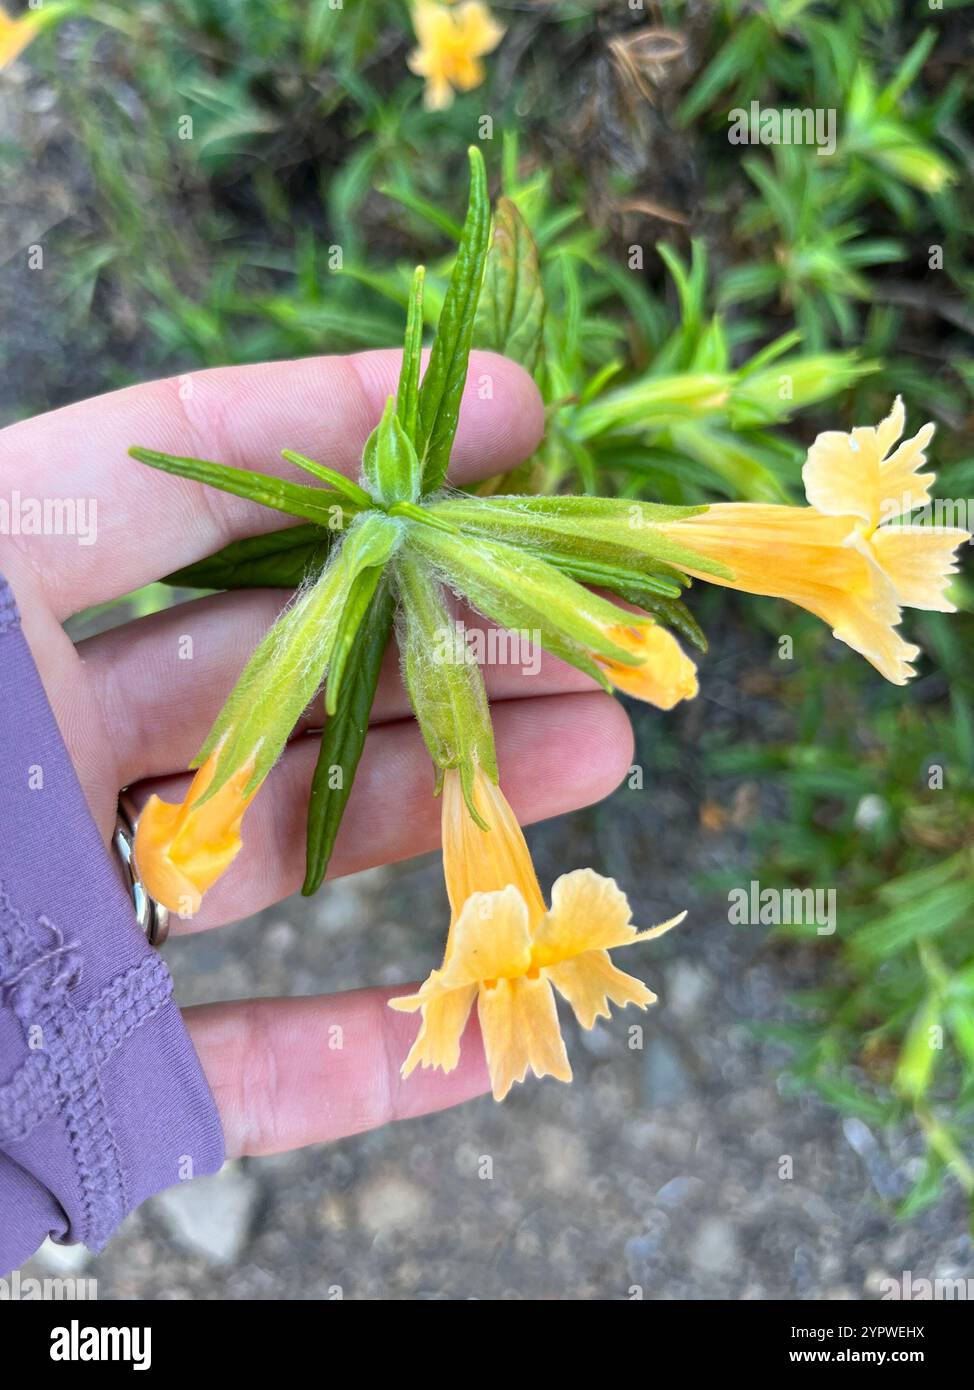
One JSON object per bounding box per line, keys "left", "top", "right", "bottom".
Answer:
{"left": 389, "top": 767, "right": 684, "bottom": 1100}
{"left": 0, "top": 4, "right": 41, "bottom": 69}
{"left": 662, "top": 398, "right": 969, "bottom": 684}
{"left": 596, "top": 621, "right": 698, "bottom": 709}
{"left": 408, "top": 0, "right": 504, "bottom": 111}
{"left": 134, "top": 742, "right": 259, "bottom": 916}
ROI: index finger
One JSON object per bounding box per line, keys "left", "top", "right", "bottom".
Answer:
{"left": 184, "top": 987, "right": 490, "bottom": 1158}
{"left": 0, "top": 349, "right": 544, "bottom": 620}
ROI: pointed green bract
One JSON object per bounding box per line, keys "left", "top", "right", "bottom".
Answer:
{"left": 417, "top": 146, "right": 491, "bottom": 493}
{"left": 387, "top": 500, "right": 460, "bottom": 534}
{"left": 363, "top": 396, "right": 421, "bottom": 506}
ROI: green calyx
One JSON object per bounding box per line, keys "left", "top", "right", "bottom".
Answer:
{"left": 397, "top": 552, "right": 497, "bottom": 829}
{"left": 132, "top": 146, "right": 718, "bottom": 893}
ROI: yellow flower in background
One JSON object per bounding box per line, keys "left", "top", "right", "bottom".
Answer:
{"left": 662, "top": 398, "right": 969, "bottom": 684}
{"left": 597, "top": 621, "right": 699, "bottom": 709}
{"left": 134, "top": 742, "right": 259, "bottom": 916}
{"left": 390, "top": 766, "right": 684, "bottom": 1100}
{"left": 408, "top": 0, "right": 504, "bottom": 111}
{"left": 0, "top": 4, "right": 41, "bottom": 69}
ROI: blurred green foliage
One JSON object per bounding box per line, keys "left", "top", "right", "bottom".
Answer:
{"left": 2, "top": 0, "right": 973, "bottom": 1218}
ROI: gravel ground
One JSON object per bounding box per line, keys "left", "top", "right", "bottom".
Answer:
{"left": 21, "top": 629, "right": 974, "bottom": 1301}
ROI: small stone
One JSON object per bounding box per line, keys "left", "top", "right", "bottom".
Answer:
{"left": 152, "top": 1164, "right": 258, "bottom": 1265}
{"left": 33, "top": 1238, "right": 91, "bottom": 1276}
{"left": 264, "top": 919, "right": 296, "bottom": 952}
{"left": 689, "top": 1217, "right": 739, "bottom": 1275}
{"left": 655, "top": 1175, "right": 704, "bottom": 1209}
{"left": 863, "top": 1268, "right": 893, "bottom": 1297}
{"left": 357, "top": 1174, "right": 431, "bottom": 1235}
{"left": 664, "top": 962, "right": 713, "bottom": 1021}
{"left": 642, "top": 1037, "right": 691, "bottom": 1105}
{"left": 536, "top": 1125, "right": 590, "bottom": 1192}
{"left": 854, "top": 794, "right": 887, "bottom": 831}
{"left": 842, "top": 1116, "right": 904, "bottom": 1199}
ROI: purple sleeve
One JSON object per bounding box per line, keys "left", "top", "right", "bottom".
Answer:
{"left": 0, "top": 574, "right": 225, "bottom": 1274}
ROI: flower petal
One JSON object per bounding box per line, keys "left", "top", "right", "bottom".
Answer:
{"left": 441, "top": 768, "right": 546, "bottom": 924}
{"left": 598, "top": 622, "right": 698, "bottom": 709}
{"left": 439, "top": 885, "right": 534, "bottom": 991}
{"left": 870, "top": 525, "right": 969, "bottom": 612}
{"left": 0, "top": 8, "right": 40, "bottom": 69}
{"left": 546, "top": 950, "right": 656, "bottom": 1029}
{"left": 477, "top": 975, "right": 571, "bottom": 1100}
{"left": 392, "top": 982, "right": 478, "bottom": 1077}
{"left": 456, "top": 1, "right": 505, "bottom": 56}
{"left": 134, "top": 748, "right": 258, "bottom": 915}
{"left": 812, "top": 538, "right": 920, "bottom": 684}
{"left": 802, "top": 398, "right": 936, "bottom": 528}
{"left": 878, "top": 422, "right": 937, "bottom": 520}
{"left": 875, "top": 394, "right": 906, "bottom": 458}
{"left": 532, "top": 869, "right": 634, "bottom": 966}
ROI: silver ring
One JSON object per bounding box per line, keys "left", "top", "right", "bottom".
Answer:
{"left": 114, "top": 792, "right": 170, "bottom": 948}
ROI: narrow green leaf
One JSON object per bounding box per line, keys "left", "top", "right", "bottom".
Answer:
{"left": 280, "top": 449, "right": 373, "bottom": 508}
{"left": 130, "top": 446, "right": 352, "bottom": 528}
{"left": 387, "top": 501, "right": 460, "bottom": 534}
{"left": 164, "top": 525, "right": 335, "bottom": 590}
{"left": 302, "top": 587, "right": 396, "bottom": 895}
{"left": 397, "top": 265, "right": 426, "bottom": 443}
{"left": 540, "top": 554, "right": 708, "bottom": 651}
{"left": 325, "top": 565, "right": 383, "bottom": 717}
{"left": 472, "top": 197, "right": 545, "bottom": 377}
{"left": 537, "top": 553, "right": 683, "bottom": 600}
{"left": 895, "top": 995, "right": 943, "bottom": 1102}
{"left": 377, "top": 184, "right": 464, "bottom": 241}
{"left": 417, "top": 146, "right": 491, "bottom": 493}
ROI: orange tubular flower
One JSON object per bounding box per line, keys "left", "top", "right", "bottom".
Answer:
{"left": 408, "top": 1, "right": 505, "bottom": 111}
{"left": 390, "top": 766, "right": 684, "bottom": 1100}
{"left": 597, "top": 621, "right": 699, "bottom": 709}
{"left": 660, "top": 398, "right": 969, "bottom": 684}
{"left": 134, "top": 744, "right": 259, "bottom": 917}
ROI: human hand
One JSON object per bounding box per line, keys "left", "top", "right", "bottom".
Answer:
{"left": 0, "top": 351, "right": 634, "bottom": 1154}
